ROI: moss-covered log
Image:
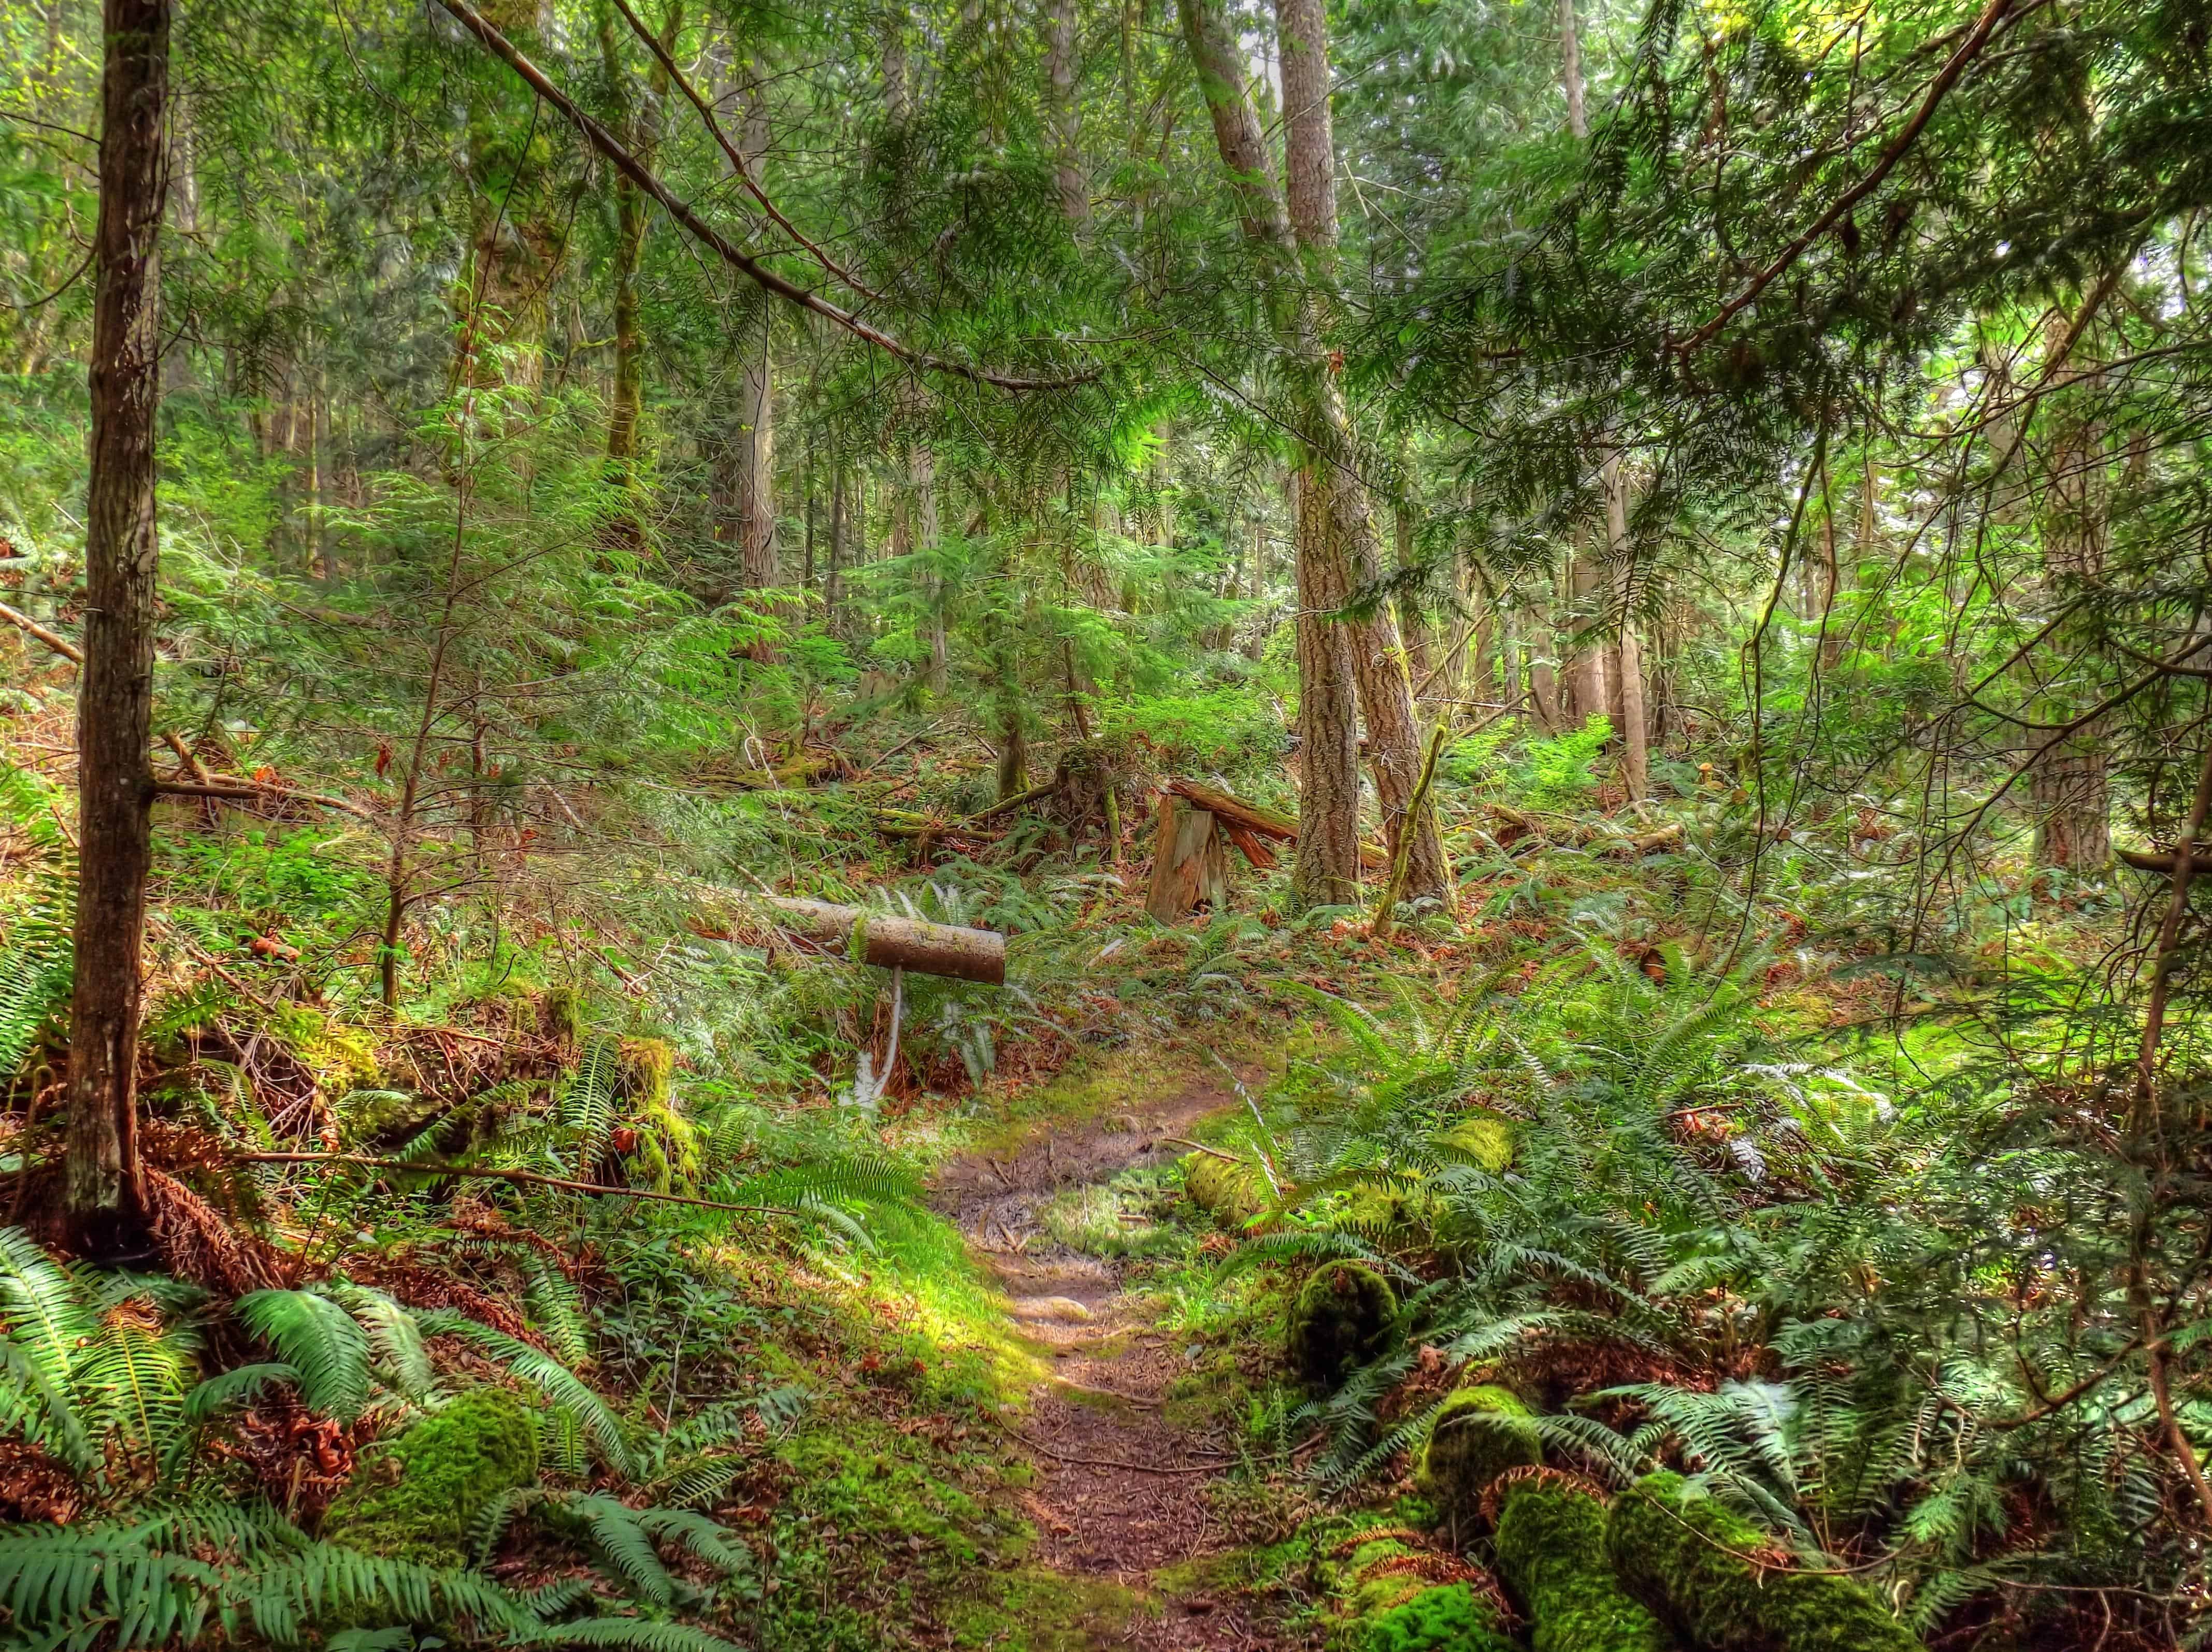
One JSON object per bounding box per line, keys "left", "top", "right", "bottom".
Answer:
{"left": 1181, "top": 1150, "right": 1271, "bottom": 1227}
{"left": 1286, "top": 1260, "right": 1398, "bottom": 1390}
{"left": 1493, "top": 1473, "right": 1674, "bottom": 1652}
{"left": 1415, "top": 1385, "right": 1541, "bottom": 1532}
{"left": 322, "top": 1388, "right": 539, "bottom": 1568}
{"left": 1365, "top": 1582, "right": 1518, "bottom": 1652}
{"left": 1607, "top": 1473, "right": 1920, "bottom": 1652}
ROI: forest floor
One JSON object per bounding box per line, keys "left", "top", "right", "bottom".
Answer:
{"left": 935, "top": 1057, "right": 1298, "bottom": 1650}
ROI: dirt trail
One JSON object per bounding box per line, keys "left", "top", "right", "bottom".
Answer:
{"left": 933, "top": 1064, "right": 1289, "bottom": 1650}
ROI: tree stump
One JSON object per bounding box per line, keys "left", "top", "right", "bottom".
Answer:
{"left": 1145, "top": 797, "right": 1229, "bottom": 922}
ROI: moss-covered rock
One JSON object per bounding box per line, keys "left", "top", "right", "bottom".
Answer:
{"left": 322, "top": 1388, "right": 539, "bottom": 1567}
{"left": 1607, "top": 1473, "right": 1920, "bottom": 1652}
{"left": 1181, "top": 1151, "right": 1271, "bottom": 1227}
{"left": 1364, "top": 1582, "right": 1517, "bottom": 1652}
{"left": 1494, "top": 1475, "right": 1674, "bottom": 1652}
{"left": 1286, "top": 1261, "right": 1398, "bottom": 1390}
{"left": 1436, "top": 1113, "right": 1515, "bottom": 1173}
{"left": 1415, "top": 1386, "right": 1540, "bottom": 1532}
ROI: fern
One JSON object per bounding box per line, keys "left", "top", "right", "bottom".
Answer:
{"left": 410, "top": 1310, "right": 634, "bottom": 1476}
{"left": 235, "top": 1289, "right": 374, "bottom": 1424}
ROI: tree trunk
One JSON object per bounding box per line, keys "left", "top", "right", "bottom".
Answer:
{"left": 1395, "top": 500, "right": 1432, "bottom": 691}
{"left": 825, "top": 463, "right": 845, "bottom": 629}
{"left": 597, "top": 2, "right": 678, "bottom": 553}
{"left": 2031, "top": 313, "right": 2111, "bottom": 872}
{"left": 1605, "top": 456, "right": 1648, "bottom": 799}
{"left": 1567, "top": 545, "right": 1608, "bottom": 727}
{"left": 1042, "top": 0, "right": 1087, "bottom": 224}
{"left": 1293, "top": 471, "right": 1363, "bottom": 907}
{"left": 67, "top": 0, "right": 169, "bottom": 1253}
{"left": 1279, "top": 0, "right": 1446, "bottom": 906}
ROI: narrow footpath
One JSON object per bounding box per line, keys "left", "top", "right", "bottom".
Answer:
{"left": 933, "top": 1065, "right": 1291, "bottom": 1650}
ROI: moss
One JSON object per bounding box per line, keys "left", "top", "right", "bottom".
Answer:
{"left": 1286, "top": 1261, "right": 1398, "bottom": 1390}
{"left": 1364, "top": 1583, "right": 1517, "bottom": 1652}
{"left": 1493, "top": 1477, "right": 1673, "bottom": 1652}
{"left": 1607, "top": 1473, "right": 1920, "bottom": 1652}
{"left": 617, "top": 1037, "right": 699, "bottom": 1191}
{"left": 1436, "top": 1113, "right": 1515, "bottom": 1173}
{"left": 1414, "top": 1386, "right": 1540, "bottom": 1532}
{"left": 321, "top": 1388, "right": 539, "bottom": 1567}
{"left": 1181, "top": 1151, "right": 1271, "bottom": 1227}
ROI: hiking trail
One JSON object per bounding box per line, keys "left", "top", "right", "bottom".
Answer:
{"left": 933, "top": 1062, "right": 1292, "bottom": 1650}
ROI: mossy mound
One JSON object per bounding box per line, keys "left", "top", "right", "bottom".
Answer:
{"left": 1494, "top": 1476, "right": 1674, "bottom": 1652}
{"left": 322, "top": 1388, "right": 539, "bottom": 1568}
{"left": 1435, "top": 1113, "right": 1515, "bottom": 1173}
{"left": 1365, "top": 1582, "right": 1517, "bottom": 1652}
{"left": 1608, "top": 1473, "right": 1920, "bottom": 1652}
{"left": 1286, "top": 1261, "right": 1398, "bottom": 1390}
{"left": 1415, "top": 1386, "right": 1541, "bottom": 1532}
{"left": 1182, "top": 1151, "right": 1271, "bottom": 1227}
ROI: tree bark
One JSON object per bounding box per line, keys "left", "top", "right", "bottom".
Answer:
{"left": 1043, "top": 0, "right": 1087, "bottom": 224}
{"left": 596, "top": 2, "right": 677, "bottom": 553}
{"left": 1272, "top": 0, "right": 1448, "bottom": 908}
{"left": 67, "top": 0, "right": 170, "bottom": 1253}
{"left": 2031, "top": 315, "right": 2112, "bottom": 872}
{"left": 825, "top": 463, "right": 845, "bottom": 629}
{"left": 1292, "top": 470, "right": 1364, "bottom": 906}
{"left": 1605, "top": 457, "right": 1648, "bottom": 799}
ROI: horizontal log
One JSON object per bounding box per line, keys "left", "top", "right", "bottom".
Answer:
{"left": 2119, "top": 845, "right": 2212, "bottom": 874}
{"left": 1166, "top": 778, "right": 1388, "bottom": 870}
{"left": 762, "top": 896, "right": 1006, "bottom": 984}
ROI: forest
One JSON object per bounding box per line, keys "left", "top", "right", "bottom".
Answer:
{"left": 2, "top": 0, "right": 2210, "bottom": 1647}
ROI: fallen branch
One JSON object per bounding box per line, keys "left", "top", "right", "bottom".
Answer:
{"left": 990, "top": 1416, "right": 1225, "bottom": 1475}
{"left": 0, "top": 600, "right": 81, "bottom": 665}
{"left": 1165, "top": 778, "right": 1388, "bottom": 869}
{"left": 153, "top": 777, "right": 374, "bottom": 820}
{"left": 237, "top": 1153, "right": 789, "bottom": 1216}
{"left": 963, "top": 778, "right": 1061, "bottom": 825}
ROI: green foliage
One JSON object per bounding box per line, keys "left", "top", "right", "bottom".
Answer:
{"left": 1363, "top": 1583, "right": 1516, "bottom": 1652}
{"left": 1493, "top": 1479, "right": 1672, "bottom": 1652}
{"left": 234, "top": 1290, "right": 375, "bottom": 1424}
{"left": 1513, "top": 719, "right": 1613, "bottom": 812}
{"left": 1101, "top": 688, "right": 1287, "bottom": 775}
{"left": 1608, "top": 1474, "right": 1918, "bottom": 1652}
{"left": 322, "top": 1389, "right": 542, "bottom": 1569}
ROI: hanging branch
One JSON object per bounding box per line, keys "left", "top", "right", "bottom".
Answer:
{"left": 608, "top": 0, "right": 888, "bottom": 308}
{"left": 432, "top": 0, "right": 1097, "bottom": 394}
{"left": 1671, "top": 0, "right": 2022, "bottom": 363}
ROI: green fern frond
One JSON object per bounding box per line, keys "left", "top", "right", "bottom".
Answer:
{"left": 410, "top": 1311, "right": 634, "bottom": 1477}
{"left": 235, "top": 1290, "right": 374, "bottom": 1424}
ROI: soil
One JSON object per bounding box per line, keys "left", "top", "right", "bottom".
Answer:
{"left": 935, "top": 1065, "right": 1297, "bottom": 1650}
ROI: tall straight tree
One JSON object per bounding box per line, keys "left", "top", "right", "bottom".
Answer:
{"left": 66, "top": 0, "right": 170, "bottom": 1251}
{"left": 1270, "top": 0, "right": 1451, "bottom": 907}
{"left": 1177, "top": 0, "right": 1361, "bottom": 907}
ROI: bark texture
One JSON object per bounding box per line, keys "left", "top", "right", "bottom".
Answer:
{"left": 67, "top": 0, "right": 170, "bottom": 1248}
{"left": 2031, "top": 318, "right": 2112, "bottom": 872}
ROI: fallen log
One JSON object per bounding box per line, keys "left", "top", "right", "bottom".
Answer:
{"left": 758, "top": 896, "right": 1006, "bottom": 984}
{"left": 2120, "top": 845, "right": 2212, "bottom": 875}
{"left": 1165, "top": 778, "right": 1388, "bottom": 870}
